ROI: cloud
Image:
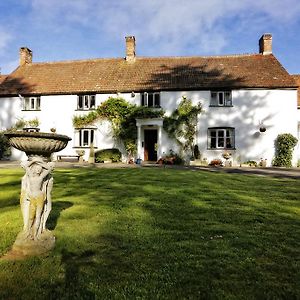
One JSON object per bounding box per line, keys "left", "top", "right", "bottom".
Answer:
{"left": 1, "top": 59, "right": 19, "bottom": 74}
{"left": 0, "top": 27, "right": 12, "bottom": 54}
{"left": 17, "top": 0, "right": 300, "bottom": 56}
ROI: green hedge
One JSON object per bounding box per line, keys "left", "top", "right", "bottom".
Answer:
{"left": 95, "top": 148, "right": 122, "bottom": 163}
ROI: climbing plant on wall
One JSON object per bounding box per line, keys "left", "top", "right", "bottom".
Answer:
{"left": 272, "top": 133, "right": 298, "bottom": 167}
{"left": 163, "top": 96, "right": 202, "bottom": 156}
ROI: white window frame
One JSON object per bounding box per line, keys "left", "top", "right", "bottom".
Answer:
{"left": 77, "top": 95, "right": 96, "bottom": 110}
{"left": 208, "top": 127, "right": 235, "bottom": 149}
{"left": 77, "top": 128, "right": 95, "bottom": 147}
{"left": 23, "top": 96, "right": 41, "bottom": 111}
{"left": 210, "top": 91, "right": 232, "bottom": 107}
{"left": 141, "top": 92, "right": 161, "bottom": 108}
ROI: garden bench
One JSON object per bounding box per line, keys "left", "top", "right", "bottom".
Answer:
{"left": 57, "top": 155, "right": 79, "bottom": 162}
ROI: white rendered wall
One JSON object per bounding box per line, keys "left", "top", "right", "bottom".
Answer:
{"left": 158, "top": 89, "right": 298, "bottom": 166}
{"left": 0, "top": 89, "right": 298, "bottom": 165}
{"left": 297, "top": 108, "right": 300, "bottom": 162}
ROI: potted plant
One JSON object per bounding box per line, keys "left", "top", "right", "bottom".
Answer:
{"left": 23, "top": 118, "right": 40, "bottom": 132}
{"left": 76, "top": 149, "right": 85, "bottom": 163}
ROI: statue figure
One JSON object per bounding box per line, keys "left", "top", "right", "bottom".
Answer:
{"left": 20, "top": 158, "right": 55, "bottom": 240}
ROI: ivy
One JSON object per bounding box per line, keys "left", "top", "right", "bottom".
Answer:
{"left": 163, "top": 96, "right": 202, "bottom": 155}
{"left": 272, "top": 133, "right": 298, "bottom": 167}
{"left": 73, "top": 97, "right": 165, "bottom": 154}
{"left": 72, "top": 96, "right": 202, "bottom": 158}
{"left": 73, "top": 111, "right": 99, "bottom": 128}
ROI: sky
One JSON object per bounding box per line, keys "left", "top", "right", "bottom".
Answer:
{"left": 0, "top": 0, "right": 300, "bottom": 75}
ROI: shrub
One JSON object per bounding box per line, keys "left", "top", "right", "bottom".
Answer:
{"left": 245, "top": 160, "right": 257, "bottom": 167}
{"left": 272, "top": 133, "right": 298, "bottom": 168}
{"left": 95, "top": 148, "right": 122, "bottom": 163}
{"left": 0, "top": 132, "right": 11, "bottom": 159}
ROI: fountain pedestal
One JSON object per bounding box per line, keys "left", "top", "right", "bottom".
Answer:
{"left": 2, "top": 131, "right": 71, "bottom": 259}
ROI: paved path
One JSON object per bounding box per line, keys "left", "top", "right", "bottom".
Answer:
{"left": 0, "top": 160, "right": 299, "bottom": 179}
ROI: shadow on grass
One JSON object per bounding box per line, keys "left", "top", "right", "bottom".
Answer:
{"left": 47, "top": 201, "right": 73, "bottom": 230}
{"left": 0, "top": 168, "right": 299, "bottom": 299}
{"left": 52, "top": 168, "right": 300, "bottom": 298}
{"left": 47, "top": 249, "right": 96, "bottom": 300}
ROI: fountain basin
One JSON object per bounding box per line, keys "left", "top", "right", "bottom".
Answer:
{"left": 4, "top": 131, "right": 71, "bottom": 160}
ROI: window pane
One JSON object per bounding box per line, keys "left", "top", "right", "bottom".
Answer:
{"left": 218, "top": 137, "right": 224, "bottom": 148}
{"left": 210, "top": 130, "right": 216, "bottom": 137}
{"left": 24, "top": 98, "right": 30, "bottom": 110}
{"left": 141, "top": 94, "right": 145, "bottom": 106}
{"left": 90, "top": 96, "right": 95, "bottom": 108}
{"left": 210, "top": 137, "right": 216, "bottom": 149}
{"left": 83, "top": 130, "right": 89, "bottom": 146}
{"left": 79, "top": 130, "right": 82, "bottom": 146}
{"left": 30, "top": 98, "right": 35, "bottom": 109}
{"left": 226, "top": 130, "right": 231, "bottom": 137}
{"left": 90, "top": 130, "right": 94, "bottom": 144}
{"left": 78, "top": 96, "right": 83, "bottom": 109}
{"left": 154, "top": 93, "right": 160, "bottom": 107}
{"left": 36, "top": 97, "right": 40, "bottom": 110}
{"left": 226, "top": 138, "right": 232, "bottom": 148}
{"left": 217, "top": 130, "right": 225, "bottom": 148}
{"left": 218, "top": 93, "right": 224, "bottom": 105}
{"left": 218, "top": 130, "right": 224, "bottom": 137}
{"left": 225, "top": 92, "right": 232, "bottom": 106}
{"left": 84, "top": 96, "right": 89, "bottom": 108}
{"left": 211, "top": 92, "right": 217, "bottom": 105}
{"left": 148, "top": 94, "right": 154, "bottom": 107}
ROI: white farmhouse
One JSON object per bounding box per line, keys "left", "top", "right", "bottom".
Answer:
{"left": 0, "top": 34, "right": 299, "bottom": 166}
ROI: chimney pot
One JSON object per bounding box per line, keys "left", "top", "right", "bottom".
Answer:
{"left": 125, "top": 36, "right": 136, "bottom": 62}
{"left": 259, "top": 34, "right": 272, "bottom": 55}
{"left": 20, "top": 47, "right": 32, "bottom": 66}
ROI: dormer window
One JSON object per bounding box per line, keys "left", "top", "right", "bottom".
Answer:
{"left": 77, "top": 95, "right": 96, "bottom": 110}
{"left": 210, "top": 91, "right": 232, "bottom": 107}
{"left": 22, "top": 96, "right": 41, "bottom": 111}
{"left": 141, "top": 92, "right": 160, "bottom": 108}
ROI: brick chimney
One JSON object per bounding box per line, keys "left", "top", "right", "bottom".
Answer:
{"left": 125, "top": 36, "right": 136, "bottom": 62}
{"left": 20, "top": 47, "right": 32, "bottom": 66}
{"left": 259, "top": 34, "right": 272, "bottom": 55}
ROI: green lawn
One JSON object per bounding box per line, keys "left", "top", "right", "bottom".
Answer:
{"left": 0, "top": 167, "right": 299, "bottom": 299}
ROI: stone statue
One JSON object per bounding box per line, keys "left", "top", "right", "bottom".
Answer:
{"left": 1, "top": 131, "right": 71, "bottom": 259}
{"left": 20, "top": 157, "right": 55, "bottom": 240}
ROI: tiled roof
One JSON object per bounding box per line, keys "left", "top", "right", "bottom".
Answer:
{"left": 0, "top": 54, "right": 297, "bottom": 96}
{"left": 0, "top": 75, "right": 8, "bottom": 84}
{"left": 292, "top": 75, "right": 300, "bottom": 107}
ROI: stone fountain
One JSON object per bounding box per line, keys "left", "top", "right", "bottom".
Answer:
{"left": 2, "top": 131, "right": 71, "bottom": 259}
